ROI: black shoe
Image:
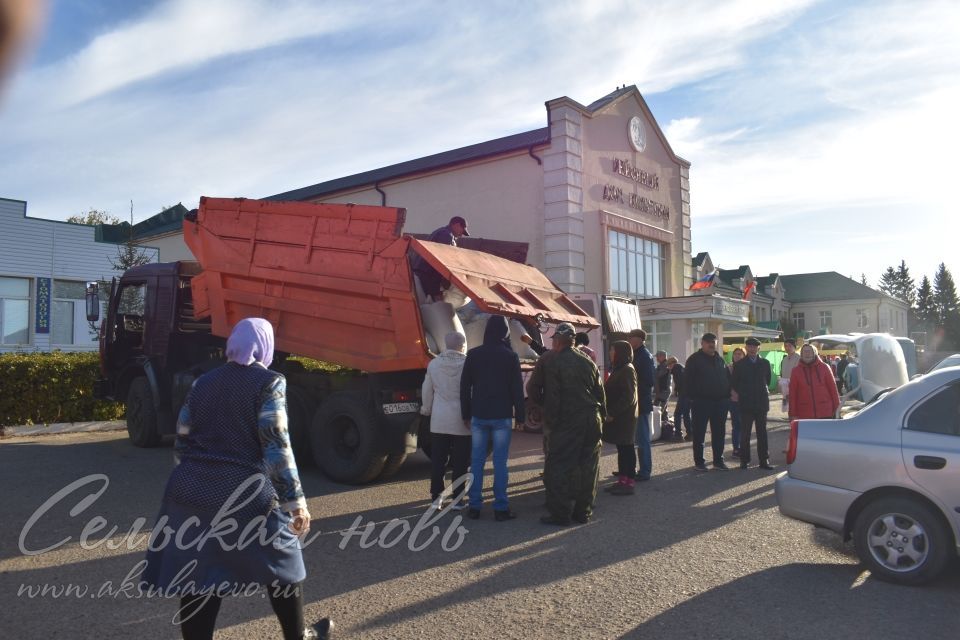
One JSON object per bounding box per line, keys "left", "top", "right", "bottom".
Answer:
{"left": 304, "top": 618, "right": 334, "bottom": 639}
{"left": 694, "top": 462, "right": 709, "bottom": 472}
{"left": 540, "top": 515, "right": 571, "bottom": 526}
{"left": 713, "top": 460, "right": 729, "bottom": 470}
{"left": 739, "top": 462, "right": 749, "bottom": 470}
{"left": 494, "top": 510, "right": 517, "bottom": 521}
{"left": 684, "top": 435, "right": 693, "bottom": 442}
{"left": 759, "top": 462, "right": 775, "bottom": 470}
{"left": 467, "top": 508, "right": 481, "bottom": 520}
{"left": 571, "top": 512, "right": 590, "bottom": 524}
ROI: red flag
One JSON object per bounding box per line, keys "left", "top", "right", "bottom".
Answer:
{"left": 742, "top": 280, "right": 755, "bottom": 300}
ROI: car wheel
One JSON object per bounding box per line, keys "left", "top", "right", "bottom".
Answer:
{"left": 311, "top": 392, "right": 386, "bottom": 484}
{"left": 852, "top": 497, "right": 951, "bottom": 585}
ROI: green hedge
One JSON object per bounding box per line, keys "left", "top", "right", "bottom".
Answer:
{"left": 0, "top": 351, "right": 124, "bottom": 427}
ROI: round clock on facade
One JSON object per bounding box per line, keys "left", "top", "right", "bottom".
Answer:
{"left": 628, "top": 116, "right": 646, "bottom": 152}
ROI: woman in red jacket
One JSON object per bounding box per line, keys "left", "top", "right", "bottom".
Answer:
{"left": 788, "top": 344, "right": 841, "bottom": 419}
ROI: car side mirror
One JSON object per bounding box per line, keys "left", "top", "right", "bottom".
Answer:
{"left": 85, "top": 282, "right": 100, "bottom": 322}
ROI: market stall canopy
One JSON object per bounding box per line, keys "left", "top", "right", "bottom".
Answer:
{"left": 722, "top": 321, "right": 782, "bottom": 340}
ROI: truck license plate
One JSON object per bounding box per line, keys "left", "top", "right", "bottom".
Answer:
{"left": 383, "top": 402, "right": 419, "bottom": 415}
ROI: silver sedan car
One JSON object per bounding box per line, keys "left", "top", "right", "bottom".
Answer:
{"left": 775, "top": 367, "right": 960, "bottom": 585}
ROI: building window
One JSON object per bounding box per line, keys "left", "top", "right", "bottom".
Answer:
{"left": 53, "top": 280, "right": 87, "bottom": 345}
{"left": 857, "top": 308, "right": 869, "bottom": 329}
{"left": 819, "top": 311, "right": 831, "bottom": 331}
{"left": 647, "top": 320, "right": 672, "bottom": 357}
{"left": 1, "top": 276, "right": 30, "bottom": 345}
{"left": 608, "top": 230, "right": 664, "bottom": 299}
{"left": 792, "top": 312, "right": 805, "bottom": 331}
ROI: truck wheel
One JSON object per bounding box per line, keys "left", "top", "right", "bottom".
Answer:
{"left": 379, "top": 453, "right": 408, "bottom": 479}
{"left": 126, "top": 377, "right": 161, "bottom": 448}
{"left": 311, "top": 393, "right": 386, "bottom": 484}
{"left": 285, "top": 386, "right": 315, "bottom": 467}
{"left": 853, "top": 497, "right": 950, "bottom": 585}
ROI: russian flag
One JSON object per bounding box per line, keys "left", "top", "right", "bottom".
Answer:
{"left": 689, "top": 270, "right": 716, "bottom": 291}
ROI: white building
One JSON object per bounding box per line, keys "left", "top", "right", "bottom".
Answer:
{"left": 0, "top": 197, "right": 158, "bottom": 352}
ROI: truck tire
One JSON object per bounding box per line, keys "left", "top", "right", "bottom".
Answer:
{"left": 379, "top": 453, "right": 408, "bottom": 479}
{"left": 285, "top": 386, "right": 315, "bottom": 467}
{"left": 311, "top": 392, "right": 386, "bottom": 484}
{"left": 126, "top": 377, "right": 161, "bottom": 448}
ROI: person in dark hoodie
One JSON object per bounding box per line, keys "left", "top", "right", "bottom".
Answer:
{"left": 460, "top": 315, "right": 525, "bottom": 521}
{"left": 683, "top": 332, "right": 731, "bottom": 471}
{"left": 627, "top": 329, "right": 655, "bottom": 481}
{"left": 602, "top": 340, "right": 639, "bottom": 495}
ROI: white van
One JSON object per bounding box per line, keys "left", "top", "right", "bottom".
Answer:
{"left": 806, "top": 333, "right": 910, "bottom": 403}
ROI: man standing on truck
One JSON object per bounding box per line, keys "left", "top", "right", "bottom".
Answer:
{"left": 413, "top": 215, "right": 470, "bottom": 302}
{"left": 460, "top": 314, "right": 524, "bottom": 521}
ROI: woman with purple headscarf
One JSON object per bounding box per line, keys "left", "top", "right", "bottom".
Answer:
{"left": 143, "top": 318, "right": 332, "bottom": 640}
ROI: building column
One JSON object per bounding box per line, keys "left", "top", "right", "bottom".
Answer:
{"left": 542, "top": 105, "right": 585, "bottom": 292}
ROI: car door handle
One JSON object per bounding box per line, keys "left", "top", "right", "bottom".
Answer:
{"left": 914, "top": 455, "right": 946, "bottom": 470}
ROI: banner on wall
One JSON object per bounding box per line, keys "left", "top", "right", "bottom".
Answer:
{"left": 35, "top": 277, "right": 50, "bottom": 334}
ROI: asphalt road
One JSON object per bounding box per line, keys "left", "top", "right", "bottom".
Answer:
{"left": 2, "top": 420, "right": 958, "bottom": 639}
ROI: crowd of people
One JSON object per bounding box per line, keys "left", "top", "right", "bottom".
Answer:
{"left": 422, "top": 323, "right": 846, "bottom": 531}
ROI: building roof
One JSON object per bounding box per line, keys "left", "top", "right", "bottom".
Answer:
{"left": 268, "top": 127, "right": 551, "bottom": 202}
{"left": 717, "top": 266, "right": 749, "bottom": 286}
{"left": 780, "top": 272, "right": 893, "bottom": 303}
{"left": 98, "top": 204, "right": 190, "bottom": 242}
{"left": 693, "top": 252, "right": 709, "bottom": 269}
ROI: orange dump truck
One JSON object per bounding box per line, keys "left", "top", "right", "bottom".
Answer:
{"left": 91, "top": 197, "right": 597, "bottom": 483}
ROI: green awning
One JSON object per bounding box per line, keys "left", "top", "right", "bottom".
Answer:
{"left": 722, "top": 321, "right": 782, "bottom": 339}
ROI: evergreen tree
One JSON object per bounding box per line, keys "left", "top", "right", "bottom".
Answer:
{"left": 860, "top": 273, "right": 869, "bottom": 287}
{"left": 895, "top": 260, "right": 916, "bottom": 306}
{"left": 878, "top": 266, "right": 898, "bottom": 298}
{"left": 933, "top": 263, "right": 960, "bottom": 349}
{"left": 933, "top": 263, "right": 959, "bottom": 321}
{"left": 916, "top": 276, "right": 935, "bottom": 323}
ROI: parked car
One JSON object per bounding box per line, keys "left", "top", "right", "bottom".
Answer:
{"left": 927, "top": 353, "right": 960, "bottom": 374}
{"left": 775, "top": 367, "right": 960, "bottom": 585}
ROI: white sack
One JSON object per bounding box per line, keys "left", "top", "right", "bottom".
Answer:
{"left": 420, "top": 301, "right": 465, "bottom": 355}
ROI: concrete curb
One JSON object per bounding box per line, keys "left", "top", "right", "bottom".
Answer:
{"left": 0, "top": 421, "right": 126, "bottom": 438}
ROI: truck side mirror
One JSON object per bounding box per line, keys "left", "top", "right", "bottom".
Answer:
{"left": 86, "top": 282, "right": 100, "bottom": 322}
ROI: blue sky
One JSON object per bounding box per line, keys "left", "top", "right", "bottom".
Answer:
{"left": 1, "top": 0, "right": 957, "bottom": 290}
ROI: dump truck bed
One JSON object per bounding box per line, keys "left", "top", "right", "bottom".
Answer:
{"left": 185, "top": 197, "right": 597, "bottom": 373}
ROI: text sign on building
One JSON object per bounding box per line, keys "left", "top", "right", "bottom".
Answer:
{"left": 603, "top": 158, "right": 670, "bottom": 221}
{"left": 35, "top": 277, "right": 51, "bottom": 334}
{"left": 713, "top": 297, "right": 749, "bottom": 321}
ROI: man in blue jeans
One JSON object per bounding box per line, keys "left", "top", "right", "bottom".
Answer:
{"left": 628, "top": 329, "right": 655, "bottom": 481}
{"left": 460, "top": 315, "right": 525, "bottom": 521}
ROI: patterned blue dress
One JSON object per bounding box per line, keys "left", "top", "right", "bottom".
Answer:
{"left": 142, "top": 362, "right": 307, "bottom": 593}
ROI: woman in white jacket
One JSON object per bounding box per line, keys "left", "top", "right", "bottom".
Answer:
{"left": 421, "top": 331, "right": 471, "bottom": 510}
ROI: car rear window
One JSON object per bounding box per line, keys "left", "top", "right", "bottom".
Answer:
{"left": 906, "top": 382, "right": 960, "bottom": 436}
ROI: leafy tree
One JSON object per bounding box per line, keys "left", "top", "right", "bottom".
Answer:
{"left": 916, "top": 276, "right": 935, "bottom": 323}
{"left": 66, "top": 209, "right": 120, "bottom": 225}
